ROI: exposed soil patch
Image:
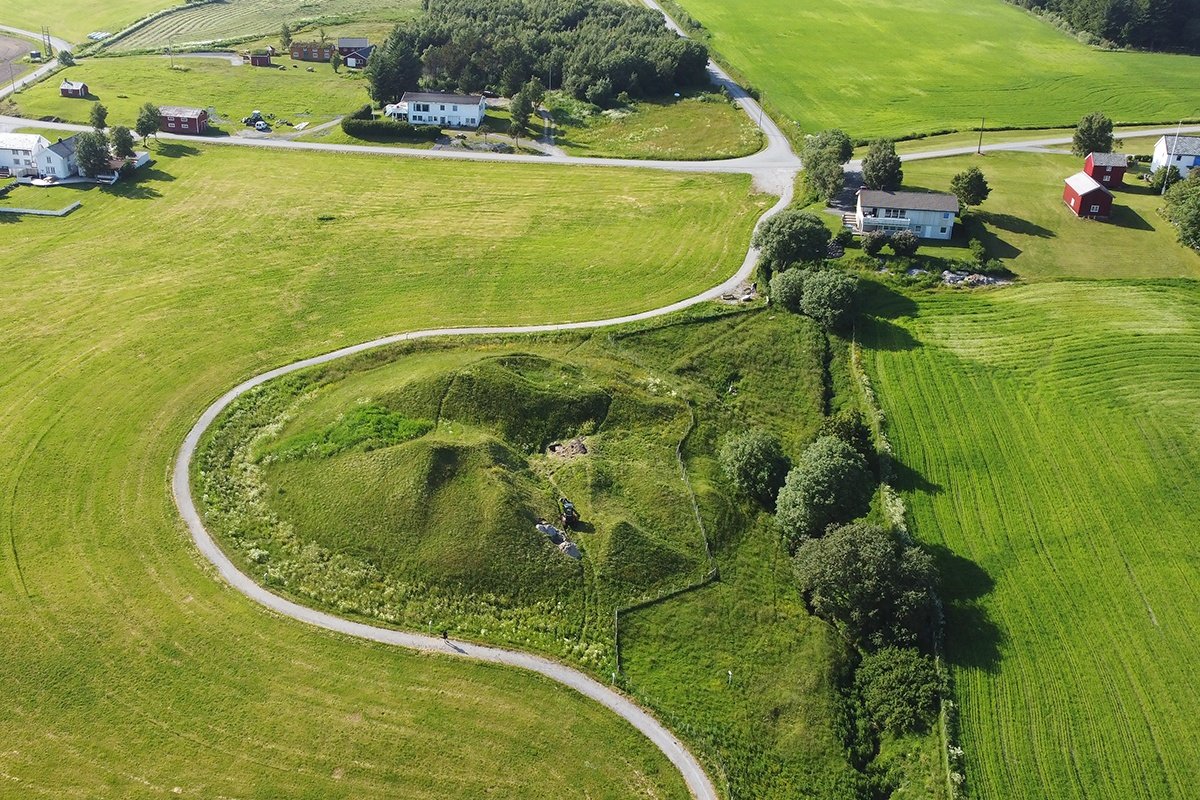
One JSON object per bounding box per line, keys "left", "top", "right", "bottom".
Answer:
{"left": 547, "top": 436, "right": 588, "bottom": 458}
{"left": 0, "top": 36, "right": 33, "bottom": 82}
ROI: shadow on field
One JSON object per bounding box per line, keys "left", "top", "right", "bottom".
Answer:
{"left": 154, "top": 142, "right": 201, "bottom": 159}
{"left": 857, "top": 315, "right": 918, "bottom": 352}
{"left": 1110, "top": 205, "right": 1154, "bottom": 231}
{"left": 930, "top": 544, "right": 1003, "bottom": 672}
{"left": 979, "top": 211, "right": 1054, "bottom": 239}
{"left": 890, "top": 458, "right": 941, "bottom": 494}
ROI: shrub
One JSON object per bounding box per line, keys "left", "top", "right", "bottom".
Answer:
{"left": 719, "top": 430, "right": 790, "bottom": 506}
{"left": 856, "top": 647, "right": 942, "bottom": 735}
{"left": 793, "top": 522, "right": 939, "bottom": 647}
{"left": 817, "top": 408, "right": 872, "bottom": 462}
{"left": 968, "top": 237, "right": 987, "bottom": 264}
{"left": 1151, "top": 165, "right": 1182, "bottom": 193}
{"left": 768, "top": 268, "right": 806, "bottom": 312}
{"left": 341, "top": 114, "right": 442, "bottom": 141}
{"left": 800, "top": 269, "right": 858, "bottom": 332}
{"left": 834, "top": 228, "right": 854, "bottom": 248}
{"left": 775, "top": 435, "right": 872, "bottom": 545}
{"left": 887, "top": 229, "right": 920, "bottom": 257}
{"left": 861, "top": 230, "right": 888, "bottom": 257}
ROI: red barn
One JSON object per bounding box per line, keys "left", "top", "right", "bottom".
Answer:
{"left": 1063, "top": 172, "right": 1113, "bottom": 220}
{"left": 1084, "top": 152, "right": 1127, "bottom": 187}
{"left": 290, "top": 42, "right": 334, "bottom": 62}
{"left": 249, "top": 52, "right": 271, "bottom": 67}
{"left": 159, "top": 106, "right": 209, "bottom": 135}
{"left": 59, "top": 79, "right": 88, "bottom": 98}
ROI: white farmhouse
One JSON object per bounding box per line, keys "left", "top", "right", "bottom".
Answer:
{"left": 39, "top": 135, "right": 81, "bottom": 179}
{"left": 400, "top": 91, "right": 487, "bottom": 129}
{"left": 1151, "top": 134, "right": 1200, "bottom": 179}
{"left": 0, "top": 132, "right": 50, "bottom": 178}
{"left": 854, "top": 189, "right": 960, "bottom": 240}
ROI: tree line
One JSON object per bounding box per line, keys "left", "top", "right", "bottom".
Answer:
{"left": 1007, "top": 0, "right": 1200, "bottom": 51}
{"left": 366, "top": 0, "right": 710, "bottom": 106}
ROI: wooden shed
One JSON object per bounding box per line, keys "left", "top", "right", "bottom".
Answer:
{"left": 1063, "top": 172, "right": 1113, "bottom": 220}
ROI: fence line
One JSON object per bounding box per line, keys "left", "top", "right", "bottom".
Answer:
{"left": 0, "top": 201, "right": 82, "bottom": 217}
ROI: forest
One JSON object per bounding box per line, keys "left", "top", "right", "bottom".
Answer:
{"left": 1008, "top": 0, "right": 1200, "bottom": 50}
{"left": 365, "top": 0, "right": 710, "bottom": 105}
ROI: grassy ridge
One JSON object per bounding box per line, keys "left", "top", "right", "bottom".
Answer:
{"left": 862, "top": 282, "right": 1200, "bottom": 800}
{"left": 0, "top": 143, "right": 762, "bottom": 797}
{"left": 673, "top": 0, "right": 1200, "bottom": 139}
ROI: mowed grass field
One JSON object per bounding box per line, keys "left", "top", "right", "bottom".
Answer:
{"left": 673, "top": 0, "right": 1200, "bottom": 138}
{"left": 109, "top": 0, "right": 418, "bottom": 51}
{"left": 13, "top": 56, "right": 369, "bottom": 126}
{"left": 550, "top": 92, "right": 763, "bottom": 161}
{"left": 0, "top": 143, "right": 765, "bottom": 796}
{"left": 861, "top": 282, "right": 1200, "bottom": 800}
{"left": 2, "top": 0, "right": 172, "bottom": 44}
{"left": 899, "top": 151, "right": 1200, "bottom": 280}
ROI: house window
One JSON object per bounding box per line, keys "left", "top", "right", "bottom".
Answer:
{"left": 440, "top": 105, "right": 445, "bottom": 111}
{"left": 939, "top": 227, "right": 947, "bottom": 234}
{"left": 452, "top": 104, "right": 458, "bottom": 111}
{"left": 1090, "top": 204, "right": 1101, "bottom": 213}
{"left": 1071, "top": 197, "right": 1077, "bottom": 207}
{"left": 943, "top": 212, "right": 950, "bottom": 218}
{"left": 884, "top": 208, "right": 904, "bottom": 219}
{"left": 168, "top": 122, "right": 176, "bottom": 128}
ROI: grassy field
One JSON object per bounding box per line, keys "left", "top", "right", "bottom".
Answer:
{"left": 861, "top": 281, "right": 1200, "bottom": 800}
{"left": 108, "top": 0, "right": 418, "bottom": 52}
{"left": 895, "top": 151, "right": 1200, "bottom": 280}
{"left": 549, "top": 91, "right": 763, "bottom": 161}
{"left": 672, "top": 0, "right": 1200, "bottom": 139}
{"left": 2, "top": 0, "right": 173, "bottom": 44}
{"left": 0, "top": 142, "right": 765, "bottom": 797}
{"left": 11, "top": 56, "right": 369, "bottom": 127}
{"left": 196, "top": 303, "right": 947, "bottom": 798}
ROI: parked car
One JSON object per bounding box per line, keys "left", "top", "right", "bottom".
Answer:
{"left": 254, "top": 120, "right": 270, "bottom": 132}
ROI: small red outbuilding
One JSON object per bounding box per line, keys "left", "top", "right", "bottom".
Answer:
{"left": 1084, "top": 152, "right": 1127, "bottom": 187}
{"left": 159, "top": 106, "right": 209, "bottom": 135}
{"left": 249, "top": 52, "right": 271, "bottom": 67}
{"left": 59, "top": 79, "right": 88, "bottom": 98}
{"left": 1063, "top": 172, "right": 1113, "bottom": 220}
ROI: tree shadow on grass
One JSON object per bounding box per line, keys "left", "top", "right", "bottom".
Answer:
{"left": 978, "top": 210, "right": 1055, "bottom": 239}
{"left": 153, "top": 142, "right": 201, "bottom": 158}
{"left": 929, "top": 544, "right": 1004, "bottom": 673}
{"left": 890, "top": 457, "right": 942, "bottom": 495}
{"left": 962, "top": 213, "right": 1022, "bottom": 260}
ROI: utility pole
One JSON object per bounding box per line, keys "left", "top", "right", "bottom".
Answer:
{"left": 1162, "top": 119, "right": 1183, "bottom": 196}
{"left": 41, "top": 27, "right": 53, "bottom": 58}
{"left": 8, "top": 62, "right": 16, "bottom": 94}
{"left": 977, "top": 117, "right": 985, "bottom": 155}
{"left": 168, "top": 35, "right": 176, "bottom": 69}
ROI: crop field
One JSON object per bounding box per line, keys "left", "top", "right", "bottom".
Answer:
{"left": 12, "top": 56, "right": 370, "bottom": 127}
{"left": 549, "top": 91, "right": 763, "bottom": 161}
{"left": 862, "top": 281, "right": 1200, "bottom": 800}
{"left": 0, "top": 143, "right": 764, "bottom": 797}
{"left": 109, "top": 0, "right": 419, "bottom": 52}
{"left": 898, "top": 151, "right": 1200, "bottom": 280}
{"left": 672, "top": 0, "right": 1200, "bottom": 139}
{"left": 3, "top": 0, "right": 173, "bottom": 45}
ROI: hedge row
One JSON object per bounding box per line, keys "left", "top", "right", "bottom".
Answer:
{"left": 341, "top": 106, "right": 442, "bottom": 141}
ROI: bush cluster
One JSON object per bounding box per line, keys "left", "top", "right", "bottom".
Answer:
{"left": 341, "top": 109, "right": 442, "bottom": 141}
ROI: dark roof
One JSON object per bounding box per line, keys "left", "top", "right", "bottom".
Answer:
{"left": 60, "top": 79, "right": 87, "bottom": 90}
{"left": 159, "top": 106, "right": 206, "bottom": 119}
{"left": 1161, "top": 134, "right": 1200, "bottom": 156}
{"left": 47, "top": 135, "right": 80, "bottom": 158}
{"left": 1088, "top": 152, "right": 1128, "bottom": 167}
{"left": 292, "top": 41, "right": 330, "bottom": 48}
{"left": 338, "top": 37, "right": 370, "bottom": 48}
{"left": 341, "top": 44, "right": 374, "bottom": 57}
{"left": 401, "top": 91, "right": 485, "bottom": 106}
{"left": 857, "top": 189, "right": 959, "bottom": 213}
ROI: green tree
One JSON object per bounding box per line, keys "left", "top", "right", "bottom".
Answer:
{"left": 331, "top": 50, "right": 343, "bottom": 72}
{"left": 803, "top": 147, "right": 846, "bottom": 204}
{"left": 280, "top": 22, "right": 292, "bottom": 48}
{"left": 1072, "top": 111, "right": 1114, "bottom": 156}
{"left": 950, "top": 166, "right": 991, "bottom": 208}
{"left": 317, "top": 26, "right": 328, "bottom": 44}
{"left": 57, "top": 50, "right": 75, "bottom": 67}
{"left": 1151, "top": 165, "right": 1181, "bottom": 192}
{"left": 719, "top": 429, "right": 790, "bottom": 506}
{"left": 860, "top": 229, "right": 887, "bottom": 257}
{"left": 807, "top": 128, "right": 853, "bottom": 164}
{"left": 793, "top": 522, "right": 938, "bottom": 647}
{"left": 887, "top": 229, "right": 920, "bottom": 257}
{"left": 800, "top": 269, "right": 858, "bottom": 331}
{"left": 768, "top": 267, "right": 806, "bottom": 313}
{"left": 90, "top": 103, "right": 109, "bottom": 131}
{"left": 752, "top": 209, "right": 832, "bottom": 272}
{"left": 75, "top": 130, "right": 111, "bottom": 177}
{"left": 816, "top": 408, "right": 872, "bottom": 463}
{"left": 855, "top": 647, "right": 943, "bottom": 734}
{"left": 776, "top": 435, "right": 872, "bottom": 545}
{"left": 509, "top": 90, "right": 533, "bottom": 133}
{"left": 110, "top": 125, "right": 136, "bottom": 159}
{"left": 523, "top": 76, "right": 546, "bottom": 109}
{"left": 135, "top": 103, "right": 160, "bottom": 143}
{"left": 862, "top": 139, "right": 902, "bottom": 191}
{"left": 366, "top": 27, "right": 423, "bottom": 105}
{"left": 1164, "top": 173, "right": 1200, "bottom": 251}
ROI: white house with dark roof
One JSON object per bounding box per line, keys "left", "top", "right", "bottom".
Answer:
{"left": 39, "top": 135, "right": 81, "bottom": 178}
{"left": 336, "top": 37, "right": 374, "bottom": 68}
{"left": 1152, "top": 134, "right": 1200, "bottom": 179}
{"left": 0, "top": 132, "right": 50, "bottom": 177}
{"left": 854, "top": 189, "right": 960, "bottom": 240}
{"left": 400, "top": 91, "right": 487, "bottom": 128}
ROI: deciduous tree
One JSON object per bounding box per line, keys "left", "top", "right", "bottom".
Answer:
{"left": 75, "top": 130, "right": 110, "bottom": 177}
{"left": 768, "top": 268, "right": 806, "bottom": 313}
{"left": 862, "top": 139, "right": 902, "bottom": 191}
{"left": 752, "top": 209, "right": 831, "bottom": 271}
{"left": 855, "top": 647, "right": 942, "bottom": 734}
{"left": 135, "top": 103, "right": 160, "bottom": 143}
{"left": 1072, "top": 111, "right": 1114, "bottom": 156}
{"left": 719, "top": 430, "right": 790, "bottom": 506}
{"left": 89, "top": 103, "right": 108, "bottom": 131}
{"left": 776, "top": 435, "right": 871, "bottom": 545}
{"left": 800, "top": 269, "right": 858, "bottom": 331}
{"left": 110, "top": 125, "right": 135, "bottom": 159}
{"left": 950, "top": 166, "right": 991, "bottom": 208}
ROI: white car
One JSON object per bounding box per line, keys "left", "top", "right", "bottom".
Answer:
{"left": 254, "top": 120, "right": 270, "bottom": 132}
